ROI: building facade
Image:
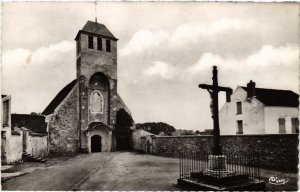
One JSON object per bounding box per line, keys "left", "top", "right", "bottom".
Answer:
{"left": 11, "top": 114, "right": 49, "bottom": 159}
{"left": 1, "top": 95, "right": 23, "bottom": 164}
{"left": 219, "top": 81, "right": 299, "bottom": 135}
{"left": 43, "top": 21, "right": 133, "bottom": 154}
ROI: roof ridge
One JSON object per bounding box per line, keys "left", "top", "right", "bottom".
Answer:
{"left": 241, "top": 86, "right": 298, "bottom": 94}
{"left": 240, "top": 86, "right": 299, "bottom": 107}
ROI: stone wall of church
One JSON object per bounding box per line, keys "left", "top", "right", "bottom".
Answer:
{"left": 109, "top": 80, "right": 118, "bottom": 126}
{"left": 110, "top": 93, "right": 132, "bottom": 125}
{"left": 48, "top": 84, "right": 80, "bottom": 155}
{"left": 151, "top": 134, "right": 298, "bottom": 172}
{"left": 77, "top": 33, "right": 117, "bottom": 82}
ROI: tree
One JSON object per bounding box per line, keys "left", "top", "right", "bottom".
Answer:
{"left": 136, "top": 122, "right": 176, "bottom": 136}
{"left": 115, "top": 109, "right": 133, "bottom": 131}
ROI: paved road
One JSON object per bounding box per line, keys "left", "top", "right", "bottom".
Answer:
{"left": 2, "top": 152, "right": 297, "bottom": 191}
{"left": 2, "top": 152, "right": 180, "bottom": 191}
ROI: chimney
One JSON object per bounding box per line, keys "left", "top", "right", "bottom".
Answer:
{"left": 247, "top": 80, "right": 256, "bottom": 98}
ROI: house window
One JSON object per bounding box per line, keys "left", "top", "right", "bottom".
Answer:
{"left": 88, "top": 35, "right": 93, "bottom": 49}
{"left": 90, "top": 91, "right": 103, "bottom": 113}
{"left": 236, "top": 120, "right": 243, "bottom": 134}
{"left": 97, "top": 37, "right": 102, "bottom": 51}
{"left": 236, "top": 102, "right": 242, "bottom": 115}
{"left": 291, "top": 118, "right": 299, "bottom": 133}
{"left": 2, "top": 100, "right": 9, "bottom": 126}
{"left": 106, "top": 39, "right": 111, "bottom": 52}
{"left": 278, "top": 118, "right": 286, "bottom": 133}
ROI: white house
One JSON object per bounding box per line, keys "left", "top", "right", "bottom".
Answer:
{"left": 219, "top": 81, "right": 299, "bottom": 135}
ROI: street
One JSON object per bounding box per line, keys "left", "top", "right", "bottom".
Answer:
{"left": 2, "top": 152, "right": 180, "bottom": 191}
{"left": 2, "top": 152, "right": 297, "bottom": 191}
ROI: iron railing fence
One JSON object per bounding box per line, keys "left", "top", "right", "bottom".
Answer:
{"left": 179, "top": 152, "right": 260, "bottom": 181}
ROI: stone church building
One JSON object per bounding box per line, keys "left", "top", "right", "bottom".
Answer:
{"left": 42, "top": 21, "right": 134, "bottom": 154}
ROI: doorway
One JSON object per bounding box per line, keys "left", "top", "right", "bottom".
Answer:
{"left": 1, "top": 131, "right": 7, "bottom": 164}
{"left": 91, "top": 135, "right": 102, "bottom": 152}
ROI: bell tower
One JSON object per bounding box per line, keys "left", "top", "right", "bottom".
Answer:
{"left": 75, "top": 21, "right": 119, "bottom": 153}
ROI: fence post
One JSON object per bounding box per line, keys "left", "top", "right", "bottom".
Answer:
{"left": 258, "top": 154, "right": 260, "bottom": 180}
{"left": 179, "top": 152, "right": 181, "bottom": 179}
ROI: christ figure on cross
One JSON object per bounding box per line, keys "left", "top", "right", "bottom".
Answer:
{"left": 199, "top": 66, "right": 232, "bottom": 155}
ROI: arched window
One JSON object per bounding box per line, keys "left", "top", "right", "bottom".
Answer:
{"left": 89, "top": 72, "right": 109, "bottom": 91}
{"left": 90, "top": 91, "right": 103, "bottom": 113}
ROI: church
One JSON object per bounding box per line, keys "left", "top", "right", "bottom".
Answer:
{"left": 42, "top": 21, "right": 134, "bottom": 154}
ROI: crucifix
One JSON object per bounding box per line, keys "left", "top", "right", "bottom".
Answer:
{"left": 199, "top": 66, "right": 232, "bottom": 155}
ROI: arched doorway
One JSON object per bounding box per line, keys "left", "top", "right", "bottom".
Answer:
{"left": 91, "top": 135, "right": 102, "bottom": 152}
{"left": 115, "top": 109, "right": 133, "bottom": 151}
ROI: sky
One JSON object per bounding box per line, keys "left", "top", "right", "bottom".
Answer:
{"left": 1, "top": 2, "right": 299, "bottom": 131}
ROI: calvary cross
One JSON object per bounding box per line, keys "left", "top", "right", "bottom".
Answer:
{"left": 199, "top": 66, "right": 232, "bottom": 155}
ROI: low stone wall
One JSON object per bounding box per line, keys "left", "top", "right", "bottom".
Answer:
{"left": 48, "top": 84, "right": 79, "bottom": 154}
{"left": 7, "top": 132, "right": 23, "bottom": 164}
{"left": 24, "top": 131, "right": 49, "bottom": 158}
{"left": 151, "top": 134, "right": 298, "bottom": 172}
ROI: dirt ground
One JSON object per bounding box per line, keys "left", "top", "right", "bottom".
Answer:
{"left": 1, "top": 152, "right": 298, "bottom": 191}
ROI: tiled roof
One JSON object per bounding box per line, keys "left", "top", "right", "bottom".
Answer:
{"left": 241, "top": 87, "right": 299, "bottom": 107}
{"left": 42, "top": 79, "right": 77, "bottom": 115}
{"left": 75, "top": 21, "right": 117, "bottom": 40}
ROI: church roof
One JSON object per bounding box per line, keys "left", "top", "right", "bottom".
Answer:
{"left": 75, "top": 21, "right": 118, "bottom": 40}
{"left": 241, "top": 87, "right": 299, "bottom": 107}
{"left": 42, "top": 79, "right": 77, "bottom": 115}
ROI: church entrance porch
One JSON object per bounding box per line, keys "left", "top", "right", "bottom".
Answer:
{"left": 91, "top": 135, "right": 102, "bottom": 152}
{"left": 86, "top": 122, "right": 112, "bottom": 153}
